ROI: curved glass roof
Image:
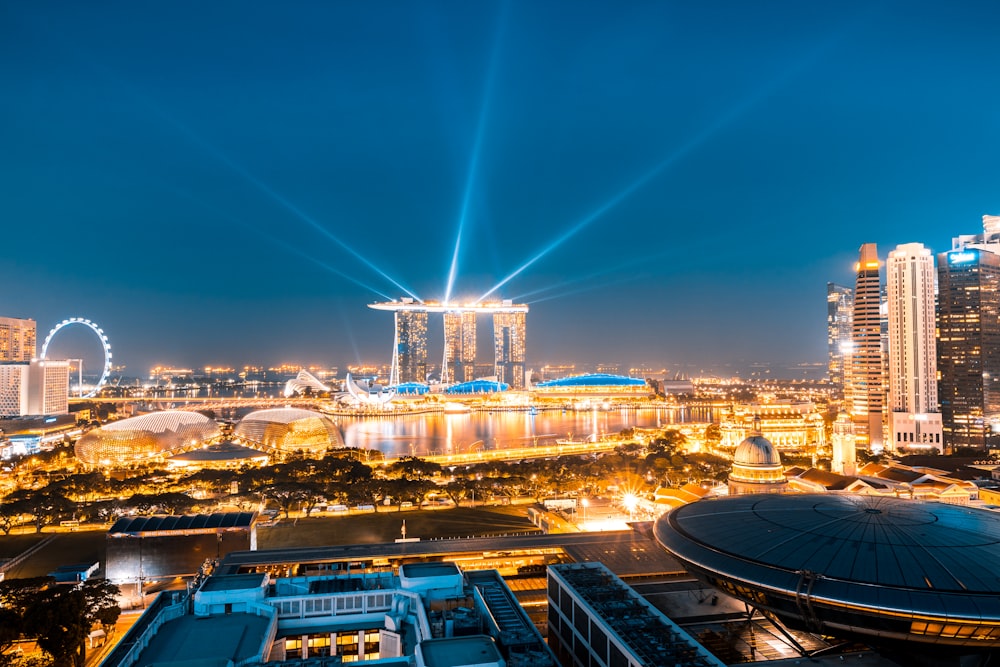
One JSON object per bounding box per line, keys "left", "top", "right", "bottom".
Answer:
{"left": 75, "top": 411, "right": 220, "bottom": 465}
{"left": 235, "top": 408, "right": 341, "bottom": 452}
{"left": 655, "top": 494, "right": 1000, "bottom": 624}
{"left": 535, "top": 373, "right": 646, "bottom": 388}
{"left": 445, "top": 379, "right": 509, "bottom": 394}
{"left": 394, "top": 382, "right": 429, "bottom": 394}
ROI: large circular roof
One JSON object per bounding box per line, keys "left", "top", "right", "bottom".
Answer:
{"left": 733, "top": 435, "right": 780, "bottom": 466}
{"left": 654, "top": 494, "right": 1000, "bottom": 646}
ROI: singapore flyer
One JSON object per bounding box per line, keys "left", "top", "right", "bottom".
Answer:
{"left": 39, "top": 318, "right": 113, "bottom": 398}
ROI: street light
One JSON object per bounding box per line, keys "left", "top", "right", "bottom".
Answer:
{"left": 581, "top": 497, "right": 589, "bottom": 527}
{"left": 622, "top": 492, "right": 638, "bottom": 521}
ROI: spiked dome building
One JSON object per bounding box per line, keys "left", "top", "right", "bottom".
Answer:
{"left": 75, "top": 408, "right": 343, "bottom": 467}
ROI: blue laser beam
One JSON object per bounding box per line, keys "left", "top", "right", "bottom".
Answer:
{"left": 512, "top": 251, "right": 669, "bottom": 301}
{"left": 525, "top": 273, "right": 645, "bottom": 305}
{"left": 444, "top": 2, "right": 509, "bottom": 303}
{"left": 263, "top": 233, "right": 394, "bottom": 300}
{"left": 479, "top": 33, "right": 843, "bottom": 303}
{"left": 154, "top": 111, "right": 421, "bottom": 301}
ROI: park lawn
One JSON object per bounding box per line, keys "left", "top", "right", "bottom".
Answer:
{"left": 0, "top": 531, "right": 107, "bottom": 580}
{"left": 259, "top": 506, "right": 539, "bottom": 549}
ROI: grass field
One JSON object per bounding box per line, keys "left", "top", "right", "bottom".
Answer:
{"left": 0, "top": 506, "right": 539, "bottom": 580}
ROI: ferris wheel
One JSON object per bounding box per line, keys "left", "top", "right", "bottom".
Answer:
{"left": 39, "top": 318, "right": 113, "bottom": 398}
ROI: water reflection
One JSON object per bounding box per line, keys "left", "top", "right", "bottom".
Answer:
{"left": 339, "top": 406, "right": 714, "bottom": 458}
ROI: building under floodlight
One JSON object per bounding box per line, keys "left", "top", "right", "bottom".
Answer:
{"left": 0, "top": 316, "right": 36, "bottom": 362}
{"left": 369, "top": 299, "right": 529, "bottom": 389}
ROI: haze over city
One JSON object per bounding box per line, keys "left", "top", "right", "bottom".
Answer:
{"left": 3, "top": 1, "right": 999, "bottom": 374}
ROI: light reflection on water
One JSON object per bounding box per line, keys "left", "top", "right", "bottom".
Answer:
{"left": 339, "top": 406, "right": 715, "bottom": 458}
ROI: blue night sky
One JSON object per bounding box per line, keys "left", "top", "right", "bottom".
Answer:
{"left": 2, "top": 1, "right": 999, "bottom": 377}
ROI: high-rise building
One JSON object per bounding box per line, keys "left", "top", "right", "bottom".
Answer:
{"left": 27, "top": 359, "right": 69, "bottom": 415}
{"left": 391, "top": 306, "right": 428, "bottom": 385}
{"left": 443, "top": 311, "right": 477, "bottom": 384}
{"left": 370, "top": 299, "right": 528, "bottom": 388}
{"left": 826, "top": 283, "right": 853, "bottom": 398}
{"left": 849, "top": 244, "right": 885, "bottom": 450}
{"left": 885, "top": 243, "right": 942, "bottom": 452}
{"left": 0, "top": 317, "right": 36, "bottom": 362}
{"left": 493, "top": 308, "right": 526, "bottom": 390}
{"left": 0, "top": 363, "right": 29, "bottom": 416}
{"left": 937, "top": 216, "right": 1000, "bottom": 452}
{"left": 0, "top": 359, "right": 69, "bottom": 416}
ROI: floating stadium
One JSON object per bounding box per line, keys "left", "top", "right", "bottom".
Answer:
{"left": 75, "top": 407, "right": 343, "bottom": 466}
{"left": 654, "top": 493, "right": 1000, "bottom": 649}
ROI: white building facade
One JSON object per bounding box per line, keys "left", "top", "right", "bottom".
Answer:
{"left": 886, "top": 243, "right": 942, "bottom": 452}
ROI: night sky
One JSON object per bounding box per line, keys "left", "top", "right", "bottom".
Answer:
{"left": 3, "top": 2, "right": 999, "bottom": 377}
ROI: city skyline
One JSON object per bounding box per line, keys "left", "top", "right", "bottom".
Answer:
{"left": 3, "top": 2, "right": 999, "bottom": 373}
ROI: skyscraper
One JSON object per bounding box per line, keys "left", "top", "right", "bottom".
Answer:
{"left": 849, "top": 243, "right": 885, "bottom": 450}
{"left": 0, "top": 317, "right": 36, "bottom": 362}
{"left": 443, "top": 310, "right": 477, "bottom": 384}
{"left": 493, "top": 309, "right": 526, "bottom": 389}
{"left": 826, "top": 283, "right": 853, "bottom": 398}
{"left": 391, "top": 307, "right": 428, "bottom": 385}
{"left": 937, "top": 215, "right": 1000, "bottom": 452}
{"left": 885, "top": 243, "right": 942, "bottom": 452}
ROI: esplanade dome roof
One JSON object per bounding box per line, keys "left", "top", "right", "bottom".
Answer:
{"left": 234, "top": 407, "right": 342, "bottom": 453}
{"left": 75, "top": 411, "right": 220, "bottom": 465}
{"left": 734, "top": 434, "right": 780, "bottom": 466}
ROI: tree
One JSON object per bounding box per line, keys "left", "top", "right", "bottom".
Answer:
{"left": 24, "top": 585, "right": 89, "bottom": 667}
{"left": 81, "top": 578, "right": 121, "bottom": 634}
{"left": 0, "top": 500, "right": 20, "bottom": 535}
{"left": 385, "top": 457, "right": 442, "bottom": 481}
{"left": 6, "top": 489, "right": 75, "bottom": 533}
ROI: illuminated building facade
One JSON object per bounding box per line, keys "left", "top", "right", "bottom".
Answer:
{"left": 0, "top": 363, "right": 29, "bottom": 416}
{"left": 369, "top": 299, "right": 528, "bottom": 389}
{"left": 719, "top": 402, "right": 825, "bottom": 451}
{"left": 826, "top": 282, "right": 853, "bottom": 398}
{"left": 831, "top": 412, "right": 857, "bottom": 476}
{"left": 27, "top": 358, "right": 69, "bottom": 415}
{"left": 443, "top": 310, "right": 476, "bottom": 384}
{"left": 0, "top": 359, "right": 68, "bottom": 416}
{"left": 938, "top": 217, "right": 1000, "bottom": 452}
{"left": 0, "top": 316, "right": 35, "bottom": 362}
{"left": 885, "top": 243, "right": 942, "bottom": 452}
{"left": 493, "top": 309, "right": 526, "bottom": 389}
{"left": 849, "top": 243, "right": 885, "bottom": 450}
{"left": 393, "top": 306, "right": 428, "bottom": 385}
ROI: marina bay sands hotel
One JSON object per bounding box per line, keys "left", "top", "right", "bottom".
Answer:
{"left": 369, "top": 298, "right": 528, "bottom": 389}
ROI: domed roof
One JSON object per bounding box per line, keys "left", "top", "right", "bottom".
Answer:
{"left": 234, "top": 407, "right": 342, "bottom": 453}
{"left": 75, "top": 410, "right": 220, "bottom": 465}
{"left": 653, "top": 494, "right": 1000, "bottom": 647}
{"left": 734, "top": 434, "right": 780, "bottom": 466}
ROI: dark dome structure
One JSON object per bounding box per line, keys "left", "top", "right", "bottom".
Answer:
{"left": 654, "top": 494, "right": 1000, "bottom": 648}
